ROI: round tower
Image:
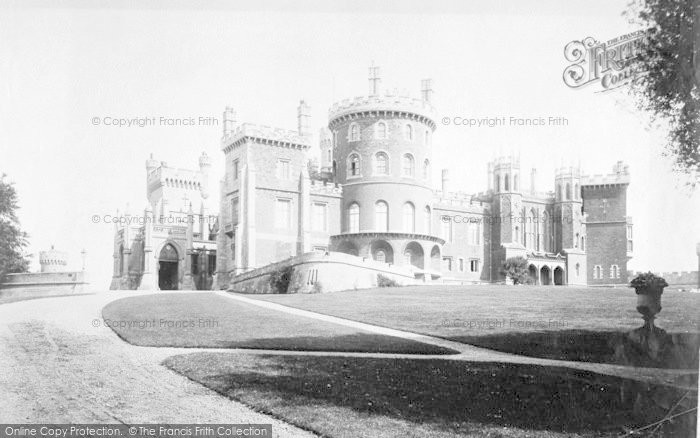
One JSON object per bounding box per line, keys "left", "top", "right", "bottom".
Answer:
{"left": 328, "top": 70, "right": 442, "bottom": 275}
{"left": 39, "top": 246, "right": 68, "bottom": 273}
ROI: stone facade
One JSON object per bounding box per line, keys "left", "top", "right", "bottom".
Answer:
{"left": 215, "top": 67, "right": 633, "bottom": 290}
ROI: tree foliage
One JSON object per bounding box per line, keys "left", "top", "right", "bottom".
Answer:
{"left": 626, "top": 0, "right": 700, "bottom": 184}
{"left": 0, "top": 174, "right": 30, "bottom": 279}
{"left": 501, "top": 256, "right": 530, "bottom": 285}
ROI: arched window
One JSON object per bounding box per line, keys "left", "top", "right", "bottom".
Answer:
{"left": 375, "top": 201, "right": 388, "bottom": 232}
{"left": 574, "top": 183, "right": 580, "bottom": 199}
{"left": 566, "top": 183, "right": 571, "bottom": 200}
{"left": 118, "top": 244, "right": 124, "bottom": 273}
{"left": 348, "top": 153, "right": 361, "bottom": 177}
{"left": 402, "top": 202, "right": 415, "bottom": 233}
{"left": 575, "top": 232, "right": 580, "bottom": 248}
{"left": 526, "top": 209, "right": 536, "bottom": 249}
{"left": 504, "top": 174, "right": 510, "bottom": 191}
{"left": 348, "top": 203, "right": 360, "bottom": 233}
{"left": 424, "top": 205, "right": 431, "bottom": 234}
{"left": 376, "top": 121, "right": 387, "bottom": 139}
{"left": 556, "top": 184, "right": 561, "bottom": 200}
{"left": 423, "top": 159, "right": 430, "bottom": 179}
{"left": 375, "top": 152, "right": 389, "bottom": 175}
{"left": 349, "top": 123, "right": 360, "bottom": 142}
{"left": 594, "top": 265, "right": 602, "bottom": 279}
{"left": 581, "top": 236, "right": 585, "bottom": 251}
{"left": 610, "top": 264, "right": 619, "bottom": 279}
{"left": 405, "top": 124, "right": 413, "bottom": 140}
{"left": 514, "top": 226, "right": 520, "bottom": 244}
{"left": 402, "top": 154, "right": 414, "bottom": 177}
{"left": 495, "top": 175, "right": 500, "bottom": 192}
{"left": 575, "top": 263, "right": 580, "bottom": 276}
{"left": 513, "top": 174, "right": 519, "bottom": 191}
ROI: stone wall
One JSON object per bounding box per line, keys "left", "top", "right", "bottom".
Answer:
{"left": 230, "top": 251, "right": 417, "bottom": 294}
{"left": 1, "top": 271, "right": 90, "bottom": 299}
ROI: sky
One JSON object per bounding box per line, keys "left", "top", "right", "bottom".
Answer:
{"left": 1, "top": 0, "right": 699, "bottom": 288}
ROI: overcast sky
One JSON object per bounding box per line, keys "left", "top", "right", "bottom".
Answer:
{"left": 2, "top": 0, "right": 699, "bottom": 288}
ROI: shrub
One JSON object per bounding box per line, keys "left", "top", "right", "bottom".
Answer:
{"left": 269, "top": 265, "right": 294, "bottom": 294}
{"left": 377, "top": 274, "right": 400, "bottom": 287}
{"left": 501, "top": 256, "right": 530, "bottom": 285}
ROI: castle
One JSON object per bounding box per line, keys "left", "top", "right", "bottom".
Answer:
{"left": 110, "top": 66, "right": 633, "bottom": 291}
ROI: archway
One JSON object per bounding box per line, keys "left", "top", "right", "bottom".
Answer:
{"left": 403, "top": 241, "right": 424, "bottom": 269}
{"left": 528, "top": 264, "right": 538, "bottom": 285}
{"left": 540, "top": 265, "right": 551, "bottom": 286}
{"left": 553, "top": 267, "right": 564, "bottom": 286}
{"left": 370, "top": 240, "right": 394, "bottom": 264}
{"left": 430, "top": 245, "right": 441, "bottom": 271}
{"left": 336, "top": 240, "right": 359, "bottom": 257}
{"left": 158, "top": 243, "right": 179, "bottom": 290}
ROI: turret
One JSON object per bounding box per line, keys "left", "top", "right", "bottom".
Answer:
{"left": 223, "top": 106, "right": 237, "bottom": 138}
{"left": 297, "top": 100, "right": 311, "bottom": 137}
{"left": 198, "top": 151, "right": 211, "bottom": 200}
{"left": 554, "top": 164, "right": 584, "bottom": 252}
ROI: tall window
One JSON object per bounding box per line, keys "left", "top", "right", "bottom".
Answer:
{"left": 442, "top": 257, "right": 452, "bottom": 271}
{"left": 566, "top": 183, "right": 572, "bottom": 200}
{"left": 348, "top": 203, "right": 360, "bottom": 233}
{"left": 593, "top": 265, "right": 602, "bottom": 279}
{"left": 233, "top": 159, "right": 239, "bottom": 180}
{"left": 504, "top": 174, "right": 510, "bottom": 191}
{"left": 526, "top": 209, "right": 536, "bottom": 249}
{"left": 231, "top": 197, "right": 239, "bottom": 225}
{"left": 441, "top": 218, "right": 452, "bottom": 243}
{"left": 423, "top": 159, "right": 430, "bottom": 179}
{"left": 469, "top": 222, "right": 480, "bottom": 245}
{"left": 275, "top": 199, "right": 291, "bottom": 229}
{"left": 312, "top": 202, "right": 327, "bottom": 232}
{"left": 405, "top": 123, "right": 413, "bottom": 140}
{"left": 513, "top": 174, "right": 519, "bottom": 191}
{"left": 556, "top": 185, "right": 561, "bottom": 201}
{"left": 581, "top": 236, "right": 586, "bottom": 251}
{"left": 376, "top": 121, "right": 387, "bottom": 139}
{"left": 574, "top": 183, "right": 580, "bottom": 199}
{"left": 402, "top": 154, "right": 414, "bottom": 177}
{"left": 348, "top": 153, "right": 361, "bottom": 177}
{"left": 349, "top": 123, "right": 360, "bottom": 141}
{"left": 470, "top": 259, "right": 479, "bottom": 272}
{"left": 402, "top": 202, "right": 415, "bottom": 233}
{"left": 375, "top": 201, "right": 388, "bottom": 232}
{"left": 459, "top": 258, "right": 464, "bottom": 272}
{"left": 627, "top": 225, "right": 633, "bottom": 252}
{"left": 375, "top": 152, "right": 389, "bottom": 175}
{"left": 424, "top": 206, "right": 431, "bottom": 234}
{"left": 277, "top": 159, "right": 290, "bottom": 180}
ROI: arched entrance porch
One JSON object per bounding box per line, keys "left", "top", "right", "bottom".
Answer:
{"left": 158, "top": 243, "right": 179, "bottom": 290}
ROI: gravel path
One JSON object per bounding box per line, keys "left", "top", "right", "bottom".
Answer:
{"left": 0, "top": 291, "right": 315, "bottom": 438}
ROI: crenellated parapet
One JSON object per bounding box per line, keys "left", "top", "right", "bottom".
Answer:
{"left": 328, "top": 94, "right": 436, "bottom": 130}
{"left": 221, "top": 122, "right": 311, "bottom": 154}
{"left": 433, "top": 191, "right": 490, "bottom": 212}
{"left": 582, "top": 161, "right": 630, "bottom": 186}
{"left": 310, "top": 179, "right": 343, "bottom": 197}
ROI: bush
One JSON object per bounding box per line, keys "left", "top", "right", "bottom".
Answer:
{"left": 377, "top": 274, "right": 400, "bottom": 288}
{"left": 269, "top": 265, "right": 294, "bottom": 294}
{"left": 501, "top": 256, "right": 530, "bottom": 285}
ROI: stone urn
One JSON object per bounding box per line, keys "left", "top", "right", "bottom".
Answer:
{"left": 630, "top": 272, "right": 669, "bottom": 327}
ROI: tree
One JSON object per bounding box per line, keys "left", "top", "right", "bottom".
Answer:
{"left": 0, "top": 174, "right": 30, "bottom": 279}
{"left": 501, "top": 256, "right": 530, "bottom": 285}
{"left": 626, "top": 0, "right": 700, "bottom": 185}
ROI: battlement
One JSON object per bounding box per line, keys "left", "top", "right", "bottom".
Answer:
{"left": 491, "top": 156, "right": 520, "bottom": 169}
{"left": 433, "top": 190, "right": 490, "bottom": 210}
{"left": 328, "top": 94, "right": 436, "bottom": 125}
{"left": 222, "top": 122, "right": 311, "bottom": 153}
{"left": 310, "top": 179, "right": 343, "bottom": 197}
{"left": 581, "top": 161, "right": 630, "bottom": 186}
{"left": 555, "top": 166, "right": 581, "bottom": 179}
{"left": 147, "top": 164, "right": 203, "bottom": 191}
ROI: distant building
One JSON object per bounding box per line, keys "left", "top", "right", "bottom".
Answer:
{"left": 109, "top": 153, "right": 218, "bottom": 290}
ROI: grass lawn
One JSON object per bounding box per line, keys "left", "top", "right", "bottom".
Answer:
{"left": 102, "top": 292, "right": 456, "bottom": 354}
{"left": 165, "top": 352, "right": 696, "bottom": 438}
{"left": 247, "top": 285, "right": 700, "bottom": 367}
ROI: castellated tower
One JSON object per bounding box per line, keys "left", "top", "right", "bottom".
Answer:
{"left": 553, "top": 165, "right": 584, "bottom": 252}
{"left": 328, "top": 66, "right": 443, "bottom": 274}
{"left": 581, "top": 161, "right": 631, "bottom": 285}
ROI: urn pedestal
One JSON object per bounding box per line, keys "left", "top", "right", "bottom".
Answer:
{"left": 635, "top": 287, "right": 663, "bottom": 327}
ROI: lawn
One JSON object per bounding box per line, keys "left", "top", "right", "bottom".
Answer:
{"left": 102, "top": 292, "right": 456, "bottom": 354}
{"left": 246, "top": 285, "right": 700, "bottom": 367}
{"left": 165, "top": 352, "right": 697, "bottom": 438}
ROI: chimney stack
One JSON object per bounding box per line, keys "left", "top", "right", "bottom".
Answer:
{"left": 297, "top": 100, "right": 311, "bottom": 136}
{"left": 223, "top": 106, "right": 236, "bottom": 137}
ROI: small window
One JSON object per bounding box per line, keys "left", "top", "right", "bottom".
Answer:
{"left": 405, "top": 124, "right": 414, "bottom": 141}
{"left": 470, "top": 259, "right": 479, "bottom": 272}
{"left": 349, "top": 123, "right": 360, "bottom": 142}
{"left": 376, "top": 121, "right": 387, "bottom": 139}
{"left": 275, "top": 199, "right": 292, "bottom": 229}
{"left": 402, "top": 154, "right": 414, "bottom": 177}
{"left": 277, "top": 159, "right": 290, "bottom": 180}
{"left": 348, "top": 153, "right": 361, "bottom": 177}
{"left": 459, "top": 258, "right": 464, "bottom": 272}
{"left": 233, "top": 159, "right": 239, "bottom": 180}
{"left": 375, "top": 152, "right": 389, "bottom": 175}
{"left": 442, "top": 257, "right": 453, "bottom": 271}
